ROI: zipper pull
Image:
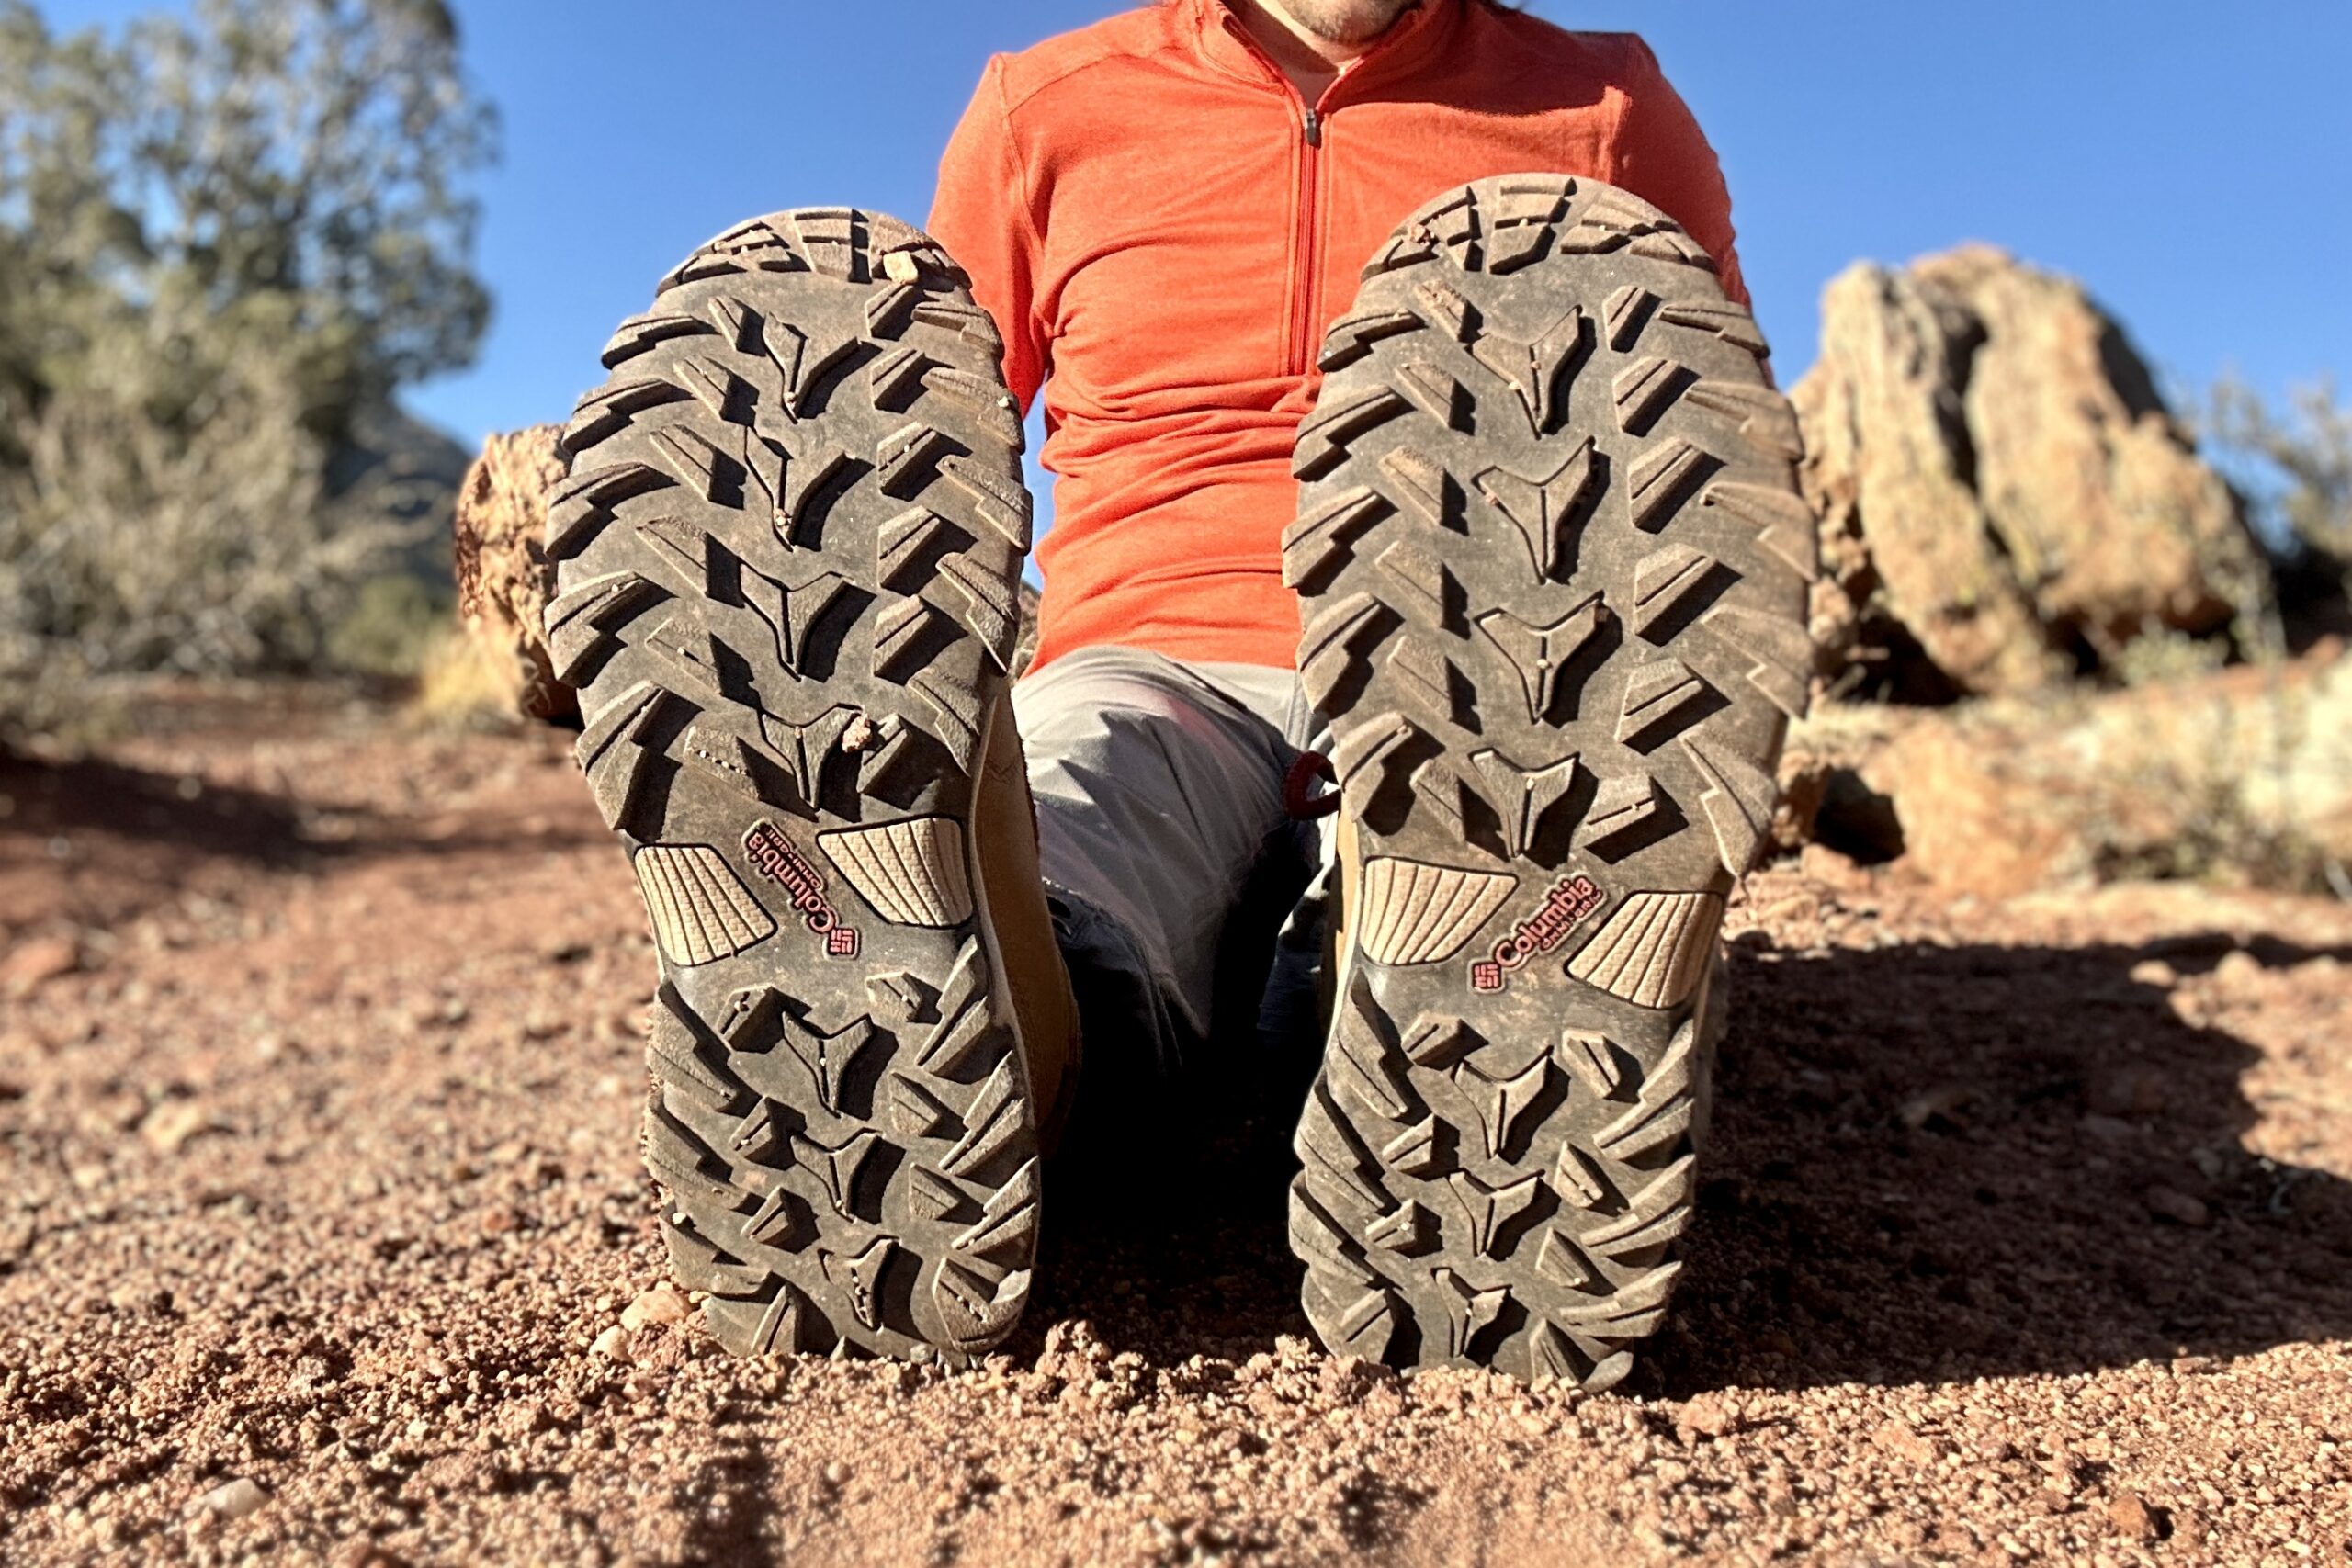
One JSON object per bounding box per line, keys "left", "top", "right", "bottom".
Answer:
{"left": 1303, "top": 108, "right": 1322, "bottom": 147}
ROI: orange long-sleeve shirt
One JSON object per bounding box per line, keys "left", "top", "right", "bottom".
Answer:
{"left": 929, "top": 0, "right": 1747, "bottom": 672}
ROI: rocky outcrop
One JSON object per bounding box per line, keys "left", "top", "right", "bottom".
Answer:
{"left": 1782, "top": 644, "right": 2352, "bottom": 897}
{"left": 451, "top": 423, "right": 573, "bottom": 723}
{"left": 1793, "top": 246, "right": 2263, "bottom": 697}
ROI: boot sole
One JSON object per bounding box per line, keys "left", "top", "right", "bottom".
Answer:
{"left": 549, "top": 209, "right": 1044, "bottom": 1362}
{"left": 1284, "top": 176, "right": 1814, "bottom": 1386}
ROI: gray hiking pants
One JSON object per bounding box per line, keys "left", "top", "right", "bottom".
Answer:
{"left": 1012, "top": 645, "right": 1334, "bottom": 1086}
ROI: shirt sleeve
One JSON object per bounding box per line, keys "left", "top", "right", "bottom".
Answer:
{"left": 1609, "top": 37, "right": 1750, "bottom": 310}
{"left": 927, "top": 56, "right": 1049, "bottom": 413}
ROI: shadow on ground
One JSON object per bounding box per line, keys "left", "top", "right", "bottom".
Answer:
{"left": 1027, "top": 933, "right": 2352, "bottom": 1393}
{"left": 0, "top": 749, "right": 603, "bottom": 867}
{"left": 0, "top": 750, "right": 319, "bottom": 865}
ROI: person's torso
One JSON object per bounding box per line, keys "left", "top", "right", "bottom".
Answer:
{"left": 1010, "top": 0, "right": 1653, "bottom": 669}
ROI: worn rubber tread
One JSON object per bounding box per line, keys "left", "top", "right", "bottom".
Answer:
{"left": 552, "top": 209, "right": 1042, "bottom": 1364}
{"left": 1287, "top": 175, "right": 1814, "bottom": 1386}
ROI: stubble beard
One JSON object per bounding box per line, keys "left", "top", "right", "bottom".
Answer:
{"left": 1270, "top": 0, "right": 1418, "bottom": 47}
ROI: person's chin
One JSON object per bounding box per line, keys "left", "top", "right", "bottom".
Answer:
{"left": 1293, "top": 0, "right": 1416, "bottom": 47}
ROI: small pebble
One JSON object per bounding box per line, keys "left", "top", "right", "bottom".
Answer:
{"left": 140, "top": 1100, "right": 212, "bottom": 1154}
{"left": 2144, "top": 1184, "right": 2211, "bottom": 1227}
{"left": 190, "top": 1477, "right": 268, "bottom": 1522}
{"left": 2106, "top": 1489, "right": 2161, "bottom": 1540}
{"left": 1, "top": 934, "right": 81, "bottom": 994}
{"left": 2213, "top": 949, "right": 2262, "bottom": 985}
{"left": 621, "top": 1284, "right": 692, "bottom": 1330}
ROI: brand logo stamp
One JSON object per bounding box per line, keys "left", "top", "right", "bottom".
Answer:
{"left": 1469, "top": 873, "right": 1605, "bottom": 994}
{"left": 742, "top": 820, "right": 860, "bottom": 959}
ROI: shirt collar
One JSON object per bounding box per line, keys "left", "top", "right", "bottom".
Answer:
{"left": 1186, "top": 0, "right": 1461, "bottom": 99}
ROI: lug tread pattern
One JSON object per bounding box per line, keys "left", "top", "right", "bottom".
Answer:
{"left": 1283, "top": 175, "right": 1813, "bottom": 1385}
{"left": 558, "top": 209, "right": 1042, "bottom": 1363}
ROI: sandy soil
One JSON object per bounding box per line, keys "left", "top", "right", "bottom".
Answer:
{"left": 2, "top": 688, "right": 2346, "bottom": 1566}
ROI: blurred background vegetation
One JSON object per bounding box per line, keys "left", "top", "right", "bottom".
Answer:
{"left": 0, "top": 0, "right": 490, "bottom": 731}
{"left": 0, "top": 0, "right": 2345, "bottom": 886}
{"left": 2204, "top": 377, "right": 2352, "bottom": 640}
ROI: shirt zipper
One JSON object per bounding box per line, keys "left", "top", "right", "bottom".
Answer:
{"left": 1216, "top": 6, "right": 1437, "bottom": 378}
{"left": 1289, "top": 103, "right": 1325, "bottom": 378}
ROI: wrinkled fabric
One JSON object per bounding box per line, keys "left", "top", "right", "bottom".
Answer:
{"left": 930, "top": 0, "right": 1745, "bottom": 672}
{"left": 1014, "top": 646, "right": 1331, "bottom": 1078}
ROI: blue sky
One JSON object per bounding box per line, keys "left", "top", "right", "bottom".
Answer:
{"left": 38, "top": 0, "right": 2352, "bottom": 463}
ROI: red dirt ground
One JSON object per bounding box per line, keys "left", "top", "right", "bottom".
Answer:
{"left": 2, "top": 689, "right": 2346, "bottom": 1565}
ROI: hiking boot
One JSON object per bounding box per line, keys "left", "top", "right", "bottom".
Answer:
{"left": 548, "top": 209, "right": 1078, "bottom": 1363}
{"left": 1283, "top": 175, "right": 1813, "bottom": 1386}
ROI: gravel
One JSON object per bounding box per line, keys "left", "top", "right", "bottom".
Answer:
{"left": 1, "top": 691, "right": 2346, "bottom": 1564}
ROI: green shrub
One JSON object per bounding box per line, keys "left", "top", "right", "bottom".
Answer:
{"left": 0, "top": 0, "right": 493, "bottom": 737}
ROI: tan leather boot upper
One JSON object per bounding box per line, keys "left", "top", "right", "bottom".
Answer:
{"left": 972, "top": 700, "right": 1083, "bottom": 1153}
{"left": 1318, "top": 813, "right": 1358, "bottom": 1037}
